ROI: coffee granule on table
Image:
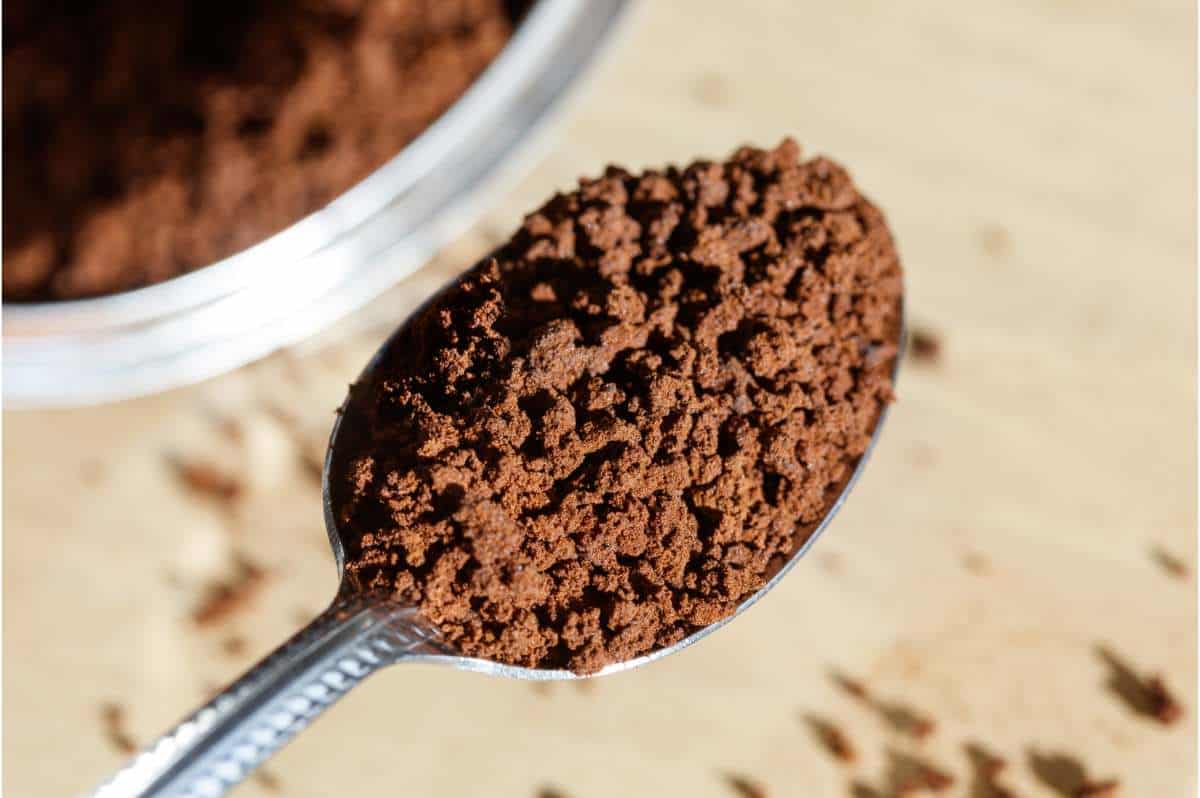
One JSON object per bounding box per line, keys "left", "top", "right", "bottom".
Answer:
{"left": 4, "top": 0, "right": 519, "bottom": 301}
{"left": 724, "top": 774, "right": 767, "bottom": 798}
{"left": 99, "top": 702, "right": 137, "bottom": 754}
{"left": 806, "top": 715, "right": 857, "bottom": 763}
{"left": 887, "top": 750, "right": 954, "bottom": 794}
{"left": 909, "top": 328, "right": 941, "bottom": 364}
{"left": 1096, "top": 646, "right": 1185, "bottom": 725}
{"left": 1144, "top": 676, "right": 1183, "bottom": 725}
{"left": 254, "top": 770, "right": 283, "bottom": 794}
{"left": 831, "top": 671, "right": 936, "bottom": 740}
{"left": 168, "top": 456, "right": 243, "bottom": 505}
{"left": 1075, "top": 779, "right": 1120, "bottom": 798}
{"left": 192, "top": 555, "right": 268, "bottom": 627}
{"left": 1150, "top": 545, "right": 1189, "bottom": 581}
{"left": 965, "top": 743, "right": 1014, "bottom": 798}
{"left": 336, "top": 140, "right": 903, "bottom": 671}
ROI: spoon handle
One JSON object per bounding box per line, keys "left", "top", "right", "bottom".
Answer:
{"left": 89, "top": 597, "right": 444, "bottom": 798}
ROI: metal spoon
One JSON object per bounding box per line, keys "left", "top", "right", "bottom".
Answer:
{"left": 90, "top": 289, "right": 901, "bottom": 798}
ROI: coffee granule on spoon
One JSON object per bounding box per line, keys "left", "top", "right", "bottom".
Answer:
{"left": 337, "top": 140, "right": 903, "bottom": 672}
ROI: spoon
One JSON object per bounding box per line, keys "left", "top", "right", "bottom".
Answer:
{"left": 91, "top": 287, "right": 902, "bottom": 798}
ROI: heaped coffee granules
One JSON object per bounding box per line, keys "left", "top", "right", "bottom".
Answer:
{"left": 3, "top": 0, "right": 519, "bottom": 301}
{"left": 336, "top": 140, "right": 903, "bottom": 672}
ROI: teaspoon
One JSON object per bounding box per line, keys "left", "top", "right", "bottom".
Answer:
{"left": 90, "top": 283, "right": 902, "bottom": 798}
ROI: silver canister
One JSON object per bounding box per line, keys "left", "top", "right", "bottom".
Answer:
{"left": 3, "top": 0, "right": 634, "bottom": 408}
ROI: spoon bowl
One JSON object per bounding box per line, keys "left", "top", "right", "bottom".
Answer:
{"left": 323, "top": 285, "right": 905, "bottom": 681}
{"left": 94, "top": 274, "right": 903, "bottom": 797}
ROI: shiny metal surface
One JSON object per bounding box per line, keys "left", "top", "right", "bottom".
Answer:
{"left": 4, "top": 0, "right": 634, "bottom": 408}
{"left": 89, "top": 292, "right": 901, "bottom": 796}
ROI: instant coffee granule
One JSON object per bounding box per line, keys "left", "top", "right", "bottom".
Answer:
{"left": 336, "top": 140, "right": 903, "bottom": 672}
{"left": 3, "top": 0, "right": 519, "bottom": 300}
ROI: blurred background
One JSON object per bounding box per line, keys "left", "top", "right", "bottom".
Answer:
{"left": 3, "top": 0, "right": 1196, "bottom": 795}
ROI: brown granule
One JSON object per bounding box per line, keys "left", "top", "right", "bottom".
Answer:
{"left": 833, "top": 671, "right": 872, "bottom": 700}
{"left": 1145, "top": 676, "right": 1184, "bottom": 725}
{"left": 887, "top": 708, "right": 936, "bottom": 741}
{"left": 1150, "top": 545, "right": 1189, "bottom": 581}
{"left": 254, "top": 769, "right": 283, "bottom": 793}
{"left": 967, "top": 746, "right": 1006, "bottom": 780}
{"left": 99, "top": 702, "right": 137, "bottom": 755}
{"left": 1028, "top": 749, "right": 1120, "bottom": 797}
{"left": 1096, "top": 646, "right": 1184, "bottom": 725}
{"left": 849, "top": 783, "right": 884, "bottom": 798}
{"left": 724, "top": 774, "right": 767, "bottom": 798}
{"left": 1075, "top": 780, "right": 1120, "bottom": 798}
{"left": 965, "top": 743, "right": 1014, "bottom": 798}
{"left": 221, "top": 635, "right": 249, "bottom": 657}
{"left": 192, "top": 556, "right": 268, "bottom": 627}
{"left": 909, "top": 329, "right": 941, "bottom": 364}
{"left": 832, "top": 671, "right": 935, "bottom": 740}
{"left": 887, "top": 750, "right": 954, "bottom": 794}
{"left": 535, "top": 787, "right": 569, "bottom": 798}
{"left": 216, "top": 417, "right": 245, "bottom": 446}
{"left": 169, "top": 457, "right": 243, "bottom": 504}
{"left": 4, "top": 0, "right": 520, "bottom": 300}
{"left": 335, "top": 140, "right": 903, "bottom": 671}
{"left": 805, "top": 714, "right": 856, "bottom": 763}
{"left": 962, "top": 550, "right": 991, "bottom": 575}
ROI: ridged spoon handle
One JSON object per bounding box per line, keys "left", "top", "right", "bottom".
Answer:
{"left": 89, "top": 598, "right": 442, "bottom": 798}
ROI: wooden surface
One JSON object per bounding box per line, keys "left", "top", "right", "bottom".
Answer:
{"left": 4, "top": 1, "right": 1196, "bottom": 795}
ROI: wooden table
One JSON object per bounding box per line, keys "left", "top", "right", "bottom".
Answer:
{"left": 5, "top": 1, "right": 1194, "bottom": 795}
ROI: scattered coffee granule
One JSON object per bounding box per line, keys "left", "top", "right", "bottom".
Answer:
{"left": 216, "top": 416, "right": 245, "bottom": 446}
{"left": 805, "top": 714, "right": 856, "bottom": 764}
{"left": 192, "top": 555, "right": 268, "bottom": 627}
{"left": 883, "top": 704, "right": 936, "bottom": 740}
{"left": 335, "top": 140, "right": 903, "bottom": 671}
{"left": 99, "top": 702, "right": 137, "bottom": 755}
{"left": 965, "top": 745, "right": 1006, "bottom": 780}
{"left": 535, "top": 787, "right": 569, "bottom": 798}
{"left": 221, "top": 635, "right": 249, "bottom": 657}
{"left": 724, "top": 774, "right": 767, "bottom": 798}
{"left": 254, "top": 769, "right": 283, "bottom": 793}
{"left": 169, "top": 457, "right": 242, "bottom": 504}
{"left": 831, "top": 671, "right": 935, "bottom": 740}
{"left": 887, "top": 750, "right": 954, "bottom": 794}
{"left": 849, "top": 783, "right": 884, "bottom": 798}
{"left": 4, "top": 0, "right": 521, "bottom": 300}
{"left": 908, "top": 328, "right": 941, "bottom": 364}
{"left": 833, "top": 671, "right": 871, "bottom": 700}
{"left": 1096, "top": 646, "right": 1184, "bottom": 725}
{"left": 962, "top": 550, "right": 991, "bottom": 575}
{"left": 1075, "top": 779, "right": 1120, "bottom": 798}
{"left": 1144, "top": 676, "right": 1183, "bottom": 725}
{"left": 965, "top": 743, "right": 1014, "bottom": 798}
{"left": 1150, "top": 545, "right": 1189, "bottom": 581}
{"left": 1028, "top": 748, "right": 1118, "bottom": 797}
